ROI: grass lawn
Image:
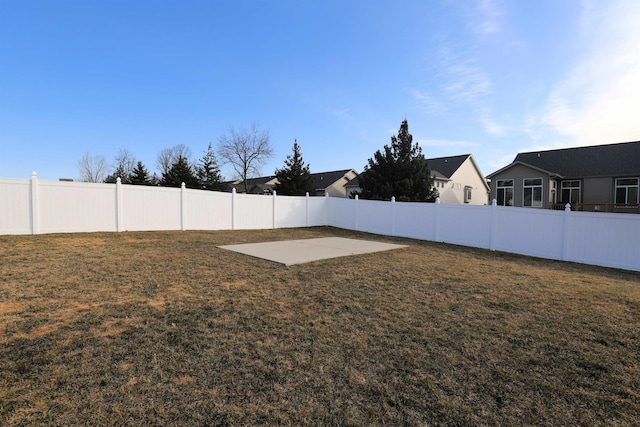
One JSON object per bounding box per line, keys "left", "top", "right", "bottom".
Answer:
{"left": 1, "top": 227, "right": 639, "bottom": 426}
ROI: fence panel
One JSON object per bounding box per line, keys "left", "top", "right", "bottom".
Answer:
{"left": 437, "top": 204, "right": 492, "bottom": 249}
{"left": 0, "top": 178, "right": 31, "bottom": 234}
{"left": 184, "top": 189, "right": 232, "bottom": 230}
{"left": 393, "top": 202, "right": 432, "bottom": 240}
{"left": 276, "top": 195, "right": 307, "bottom": 228}
{"left": 493, "top": 207, "right": 565, "bottom": 260}
{"left": 121, "top": 185, "right": 181, "bottom": 231}
{"left": 234, "top": 194, "right": 273, "bottom": 229}
{"left": 565, "top": 211, "right": 640, "bottom": 271}
{"left": 39, "top": 181, "right": 117, "bottom": 233}
{"left": 357, "top": 199, "right": 392, "bottom": 235}
{"left": 307, "top": 196, "right": 328, "bottom": 226}
{"left": 328, "top": 197, "right": 355, "bottom": 230}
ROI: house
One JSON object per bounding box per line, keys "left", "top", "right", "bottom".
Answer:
{"left": 312, "top": 169, "right": 358, "bottom": 197}
{"left": 344, "top": 175, "right": 361, "bottom": 199}
{"left": 226, "top": 169, "right": 359, "bottom": 198}
{"left": 485, "top": 141, "right": 640, "bottom": 213}
{"left": 345, "top": 154, "right": 489, "bottom": 205}
{"left": 427, "top": 154, "right": 489, "bottom": 205}
{"left": 224, "top": 176, "right": 278, "bottom": 194}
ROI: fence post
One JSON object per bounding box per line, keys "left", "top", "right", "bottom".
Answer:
{"left": 272, "top": 190, "right": 277, "bottom": 229}
{"left": 231, "top": 188, "right": 236, "bottom": 230}
{"left": 116, "top": 177, "right": 123, "bottom": 232}
{"left": 180, "top": 182, "right": 186, "bottom": 231}
{"left": 325, "top": 192, "right": 330, "bottom": 226}
{"left": 30, "top": 171, "right": 39, "bottom": 235}
{"left": 561, "top": 203, "right": 571, "bottom": 261}
{"left": 305, "top": 192, "right": 309, "bottom": 227}
{"left": 354, "top": 194, "right": 359, "bottom": 231}
{"left": 391, "top": 196, "right": 396, "bottom": 236}
{"left": 489, "top": 198, "right": 497, "bottom": 250}
{"left": 434, "top": 197, "right": 441, "bottom": 242}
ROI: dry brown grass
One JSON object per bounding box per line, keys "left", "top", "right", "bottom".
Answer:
{"left": 1, "top": 227, "right": 639, "bottom": 426}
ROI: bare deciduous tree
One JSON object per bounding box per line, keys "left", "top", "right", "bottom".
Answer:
{"left": 156, "top": 144, "right": 193, "bottom": 176}
{"left": 114, "top": 148, "right": 137, "bottom": 179}
{"left": 217, "top": 123, "right": 273, "bottom": 193}
{"left": 105, "top": 148, "right": 137, "bottom": 183}
{"left": 78, "top": 152, "right": 108, "bottom": 183}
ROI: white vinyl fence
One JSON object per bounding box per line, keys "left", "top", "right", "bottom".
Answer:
{"left": 2, "top": 173, "right": 639, "bottom": 272}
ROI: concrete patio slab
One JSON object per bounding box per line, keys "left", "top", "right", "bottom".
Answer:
{"left": 218, "top": 237, "right": 407, "bottom": 266}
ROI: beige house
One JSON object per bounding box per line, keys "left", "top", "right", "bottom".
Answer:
{"left": 428, "top": 154, "right": 489, "bottom": 205}
{"left": 312, "top": 169, "right": 358, "bottom": 197}
{"left": 345, "top": 154, "right": 489, "bottom": 204}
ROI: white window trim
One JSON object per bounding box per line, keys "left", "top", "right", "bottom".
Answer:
{"left": 523, "top": 177, "right": 543, "bottom": 208}
{"left": 615, "top": 177, "right": 639, "bottom": 204}
{"left": 561, "top": 180, "right": 581, "bottom": 204}
{"left": 496, "top": 179, "right": 514, "bottom": 206}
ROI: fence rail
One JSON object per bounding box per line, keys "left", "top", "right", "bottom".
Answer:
{"left": 2, "top": 174, "right": 639, "bottom": 272}
{"left": 549, "top": 202, "right": 640, "bottom": 214}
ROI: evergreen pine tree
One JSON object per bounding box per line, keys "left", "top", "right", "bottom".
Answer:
{"left": 195, "top": 143, "right": 224, "bottom": 191}
{"left": 160, "top": 156, "right": 199, "bottom": 188}
{"left": 274, "top": 140, "right": 315, "bottom": 196}
{"left": 130, "top": 161, "right": 152, "bottom": 185}
{"left": 359, "top": 119, "right": 438, "bottom": 202}
{"left": 104, "top": 165, "right": 129, "bottom": 184}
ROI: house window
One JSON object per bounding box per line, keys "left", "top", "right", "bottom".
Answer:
{"left": 615, "top": 178, "right": 639, "bottom": 204}
{"left": 496, "top": 179, "right": 513, "bottom": 206}
{"left": 464, "top": 186, "right": 472, "bottom": 203}
{"left": 561, "top": 180, "right": 581, "bottom": 204}
{"left": 523, "top": 178, "right": 543, "bottom": 207}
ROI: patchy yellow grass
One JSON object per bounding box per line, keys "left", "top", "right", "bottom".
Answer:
{"left": 0, "top": 228, "right": 639, "bottom": 426}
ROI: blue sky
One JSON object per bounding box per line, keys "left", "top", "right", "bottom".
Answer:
{"left": 1, "top": 0, "right": 639, "bottom": 181}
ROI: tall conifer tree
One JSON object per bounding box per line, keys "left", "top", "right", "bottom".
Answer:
{"left": 130, "top": 161, "right": 152, "bottom": 185}
{"left": 274, "top": 140, "right": 315, "bottom": 196}
{"left": 161, "top": 156, "right": 199, "bottom": 188}
{"left": 196, "top": 143, "right": 224, "bottom": 191}
{"left": 359, "top": 119, "right": 438, "bottom": 202}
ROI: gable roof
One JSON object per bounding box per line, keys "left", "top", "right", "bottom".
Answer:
{"left": 344, "top": 173, "right": 361, "bottom": 188}
{"left": 427, "top": 154, "right": 470, "bottom": 179}
{"left": 490, "top": 141, "right": 640, "bottom": 179}
{"left": 224, "top": 176, "right": 277, "bottom": 193}
{"left": 345, "top": 154, "right": 487, "bottom": 187}
{"left": 486, "top": 161, "right": 559, "bottom": 179}
{"left": 311, "top": 169, "right": 356, "bottom": 190}
{"left": 226, "top": 169, "right": 358, "bottom": 193}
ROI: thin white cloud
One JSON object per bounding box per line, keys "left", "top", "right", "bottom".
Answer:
{"left": 443, "top": 63, "right": 491, "bottom": 102}
{"left": 473, "top": 0, "right": 504, "bottom": 36}
{"left": 477, "top": 115, "right": 506, "bottom": 136}
{"left": 487, "top": 152, "right": 517, "bottom": 171}
{"left": 541, "top": 1, "right": 640, "bottom": 147}
{"left": 412, "top": 89, "right": 441, "bottom": 114}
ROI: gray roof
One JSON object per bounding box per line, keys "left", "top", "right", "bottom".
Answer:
{"left": 427, "top": 154, "right": 470, "bottom": 179}
{"left": 345, "top": 155, "right": 470, "bottom": 187}
{"left": 511, "top": 141, "right": 640, "bottom": 178}
{"left": 311, "top": 169, "right": 355, "bottom": 190}
{"left": 225, "top": 169, "right": 357, "bottom": 193}
{"left": 344, "top": 174, "right": 361, "bottom": 188}
{"left": 224, "top": 176, "right": 276, "bottom": 193}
